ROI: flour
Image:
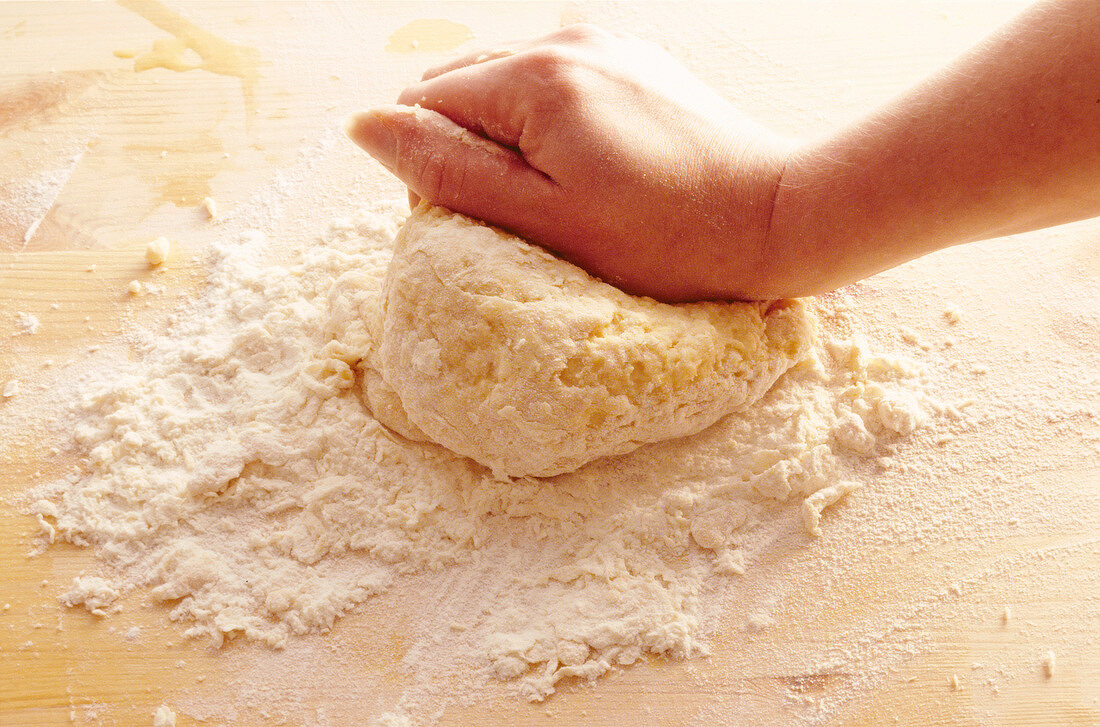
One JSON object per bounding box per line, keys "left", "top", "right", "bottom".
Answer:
{"left": 28, "top": 201, "right": 946, "bottom": 716}
{"left": 15, "top": 312, "right": 41, "bottom": 335}
{"left": 152, "top": 705, "right": 177, "bottom": 727}
{"left": 60, "top": 575, "right": 121, "bottom": 616}
{"left": 0, "top": 153, "right": 85, "bottom": 250}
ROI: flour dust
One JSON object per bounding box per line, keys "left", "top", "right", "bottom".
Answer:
{"left": 27, "top": 202, "right": 955, "bottom": 722}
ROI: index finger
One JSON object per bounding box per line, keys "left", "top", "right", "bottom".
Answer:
{"left": 397, "top": 55, "right": 534, "bottom": 150}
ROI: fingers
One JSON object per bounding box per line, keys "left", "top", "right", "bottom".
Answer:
{"left": 418, "top": 24, "right": 613, "bottom": 81}
{"left": 399, "top": 43, "right": 593, "bottom": 155}
{"left": 397, "top": 58, "right": 530, "bottom": 149}
{"left": 396, "top": 26, "right": 621, "bottom": 154}
{"left": 346, "top": 105, "right": 563, "bottom": 235}
{"left": 421, "top": 47, "right": 518, "bottom": 81}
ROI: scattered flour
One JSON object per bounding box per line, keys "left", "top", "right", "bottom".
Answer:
{"left": 152, "top": 704, "right": 177, "bottom": 727}
{"left": 28, "top": 202, "right": 948, "bottom": 716}
{"left": 61, "top": 575, "right": 120, "bottom": 616}
{"left": 15, "top": 312, "right": 41, "bottom": 335}
{"left": 0, "top": 150, "right": 87, "bottom": 250}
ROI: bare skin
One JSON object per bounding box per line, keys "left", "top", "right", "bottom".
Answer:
{"left": 347, "top": 0, "right": 1100, "bottom": 302}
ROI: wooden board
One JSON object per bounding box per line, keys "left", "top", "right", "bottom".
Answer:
{"left": 2, "top": 2, "right": 1097, "bottom": 725}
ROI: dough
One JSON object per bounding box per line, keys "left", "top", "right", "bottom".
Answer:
{"left": 361, "top": 205, "right": 815, "bottom": 478}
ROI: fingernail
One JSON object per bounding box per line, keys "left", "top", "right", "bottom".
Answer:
{"left": 345, "top": 109, "right": 396, "bottom": 167}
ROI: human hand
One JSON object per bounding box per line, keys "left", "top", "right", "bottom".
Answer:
{"left": 347, "top": 25, "right": 793, "bottom": 302}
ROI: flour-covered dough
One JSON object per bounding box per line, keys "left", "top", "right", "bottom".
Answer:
{"left": 361, "top": 205, "right": 815, "bottom": 478}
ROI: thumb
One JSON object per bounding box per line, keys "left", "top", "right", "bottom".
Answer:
{"left": 345, "top": 105, "right": 561, "bottom": 233}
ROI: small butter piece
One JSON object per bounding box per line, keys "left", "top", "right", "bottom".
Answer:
{"left": 146, "top": 237, "right": 170, "bottom": 266}
{"left": 127, "top": 280, "right": 143, "bottom": 296}
{"left": 201, "top": 196, "right": 218, "bottom": 221}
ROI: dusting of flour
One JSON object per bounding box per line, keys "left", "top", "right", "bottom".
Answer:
{"left": 27, "top": 202, "right": 955, "bottom": 720}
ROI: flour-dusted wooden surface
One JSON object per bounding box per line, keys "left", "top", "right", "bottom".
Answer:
{"left": 2, "top": 2, "right": 1097, "bottom": 726}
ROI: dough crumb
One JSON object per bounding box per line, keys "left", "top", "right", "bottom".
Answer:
{"left": 899, "top": 326, "right": 931, "bottom": 350}
{"left": 201, "top": 196, "right": 218, "bottom": 221}
{"left": 714, "top": 548, "right": 747, "bottom": 576}
{"left": 802, "top": 481, "right": 859, "bottom": 537}
{"left": 1002, "top": 605, "right": 1012, "bottom": 625}
{"left": 2, "top": 380, "right": 18, "bottom": 398}
{"left": 152, "top": 705, "right": 176, "bottom": 727}
{"left": 1042, "top": 650, "right": 1055, "bottom": 679}
{"left": 60, "top": 576, "right": 119, "bottom": 617}
{"left": 145, "top": 237, "right": 170, "bottom": 266}
{"left": 127, "top": 280, "right": 143, "bottom": 296}
{"left": 943, "top": 307, "right": 960, "bottom": 324}
{"left": 949, "top": 673, "right": 960, "bottom": 690}
{"left": 745, "top": 611, "right": 775, "bottom": 632}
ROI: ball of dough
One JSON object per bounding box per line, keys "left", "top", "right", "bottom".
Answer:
{"left": 361, "top": 205, "right": 814, "bottom": 478}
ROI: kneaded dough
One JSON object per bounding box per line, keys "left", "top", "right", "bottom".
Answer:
{"left": 361, "top": 205, "right": 815, "bottom": 478}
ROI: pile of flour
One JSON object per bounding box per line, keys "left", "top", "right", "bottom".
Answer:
{"left": 29, "top": 202, "right": 953, "bottom": 708}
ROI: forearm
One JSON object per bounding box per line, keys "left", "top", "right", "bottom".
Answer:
{"left": 766, "top": 0, "right": 1100, "bottom": 295}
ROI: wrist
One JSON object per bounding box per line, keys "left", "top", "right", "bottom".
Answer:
{"left": 761, "top": 137, "right": 874, "bottom": 299}
{"left": 756, "top": 141, "right": 817, "bottom": 299}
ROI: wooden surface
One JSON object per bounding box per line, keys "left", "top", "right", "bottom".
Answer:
{"left": 2, "top": 2, "right": 1098, "bottom": 726}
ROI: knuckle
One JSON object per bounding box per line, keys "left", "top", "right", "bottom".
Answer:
{"left": 416, "top": 150, "right": 448, "bottom": 203}
{"left": 521, "top": 46, "right": 579, "bottom": 86}
{"left": 421, "top": 62, "right": 449, "bottom": 81}
{"left": 412, "top": 148, "right": 467, "bottom": 206}
{"left": 554, "top": 23, "right": 606, "bottom": 44}
{"left": 396, "top": 85, "right": 425, "bottom": 107}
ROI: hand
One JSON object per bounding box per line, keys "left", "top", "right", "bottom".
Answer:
{"left": 347, "top": 25, "right": 792, "bottom": 302}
